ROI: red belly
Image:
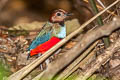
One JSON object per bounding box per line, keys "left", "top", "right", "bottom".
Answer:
{"left": 30, "top": 37, "right": 61, "bottom": 56}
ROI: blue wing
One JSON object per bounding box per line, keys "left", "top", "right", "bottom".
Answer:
{"left": 28, "top": 22, "right": 52, "bottom": 51}
{"left": 28, "top": 32, "right": 51, "bottom": 51}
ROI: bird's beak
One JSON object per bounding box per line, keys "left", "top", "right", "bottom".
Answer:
{"left": 66, "top": 13, "right": 73, "bottom": 16}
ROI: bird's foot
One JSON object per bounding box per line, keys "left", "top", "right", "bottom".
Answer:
{"left": 39, "top": 58, "right": 50, "bottom": 70}
{"left": 37, "top": 53, "right": 50, "bottom": 69}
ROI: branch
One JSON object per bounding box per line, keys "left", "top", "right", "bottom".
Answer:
{"left": 56, "top": 41, "right": 98, "bottom": 80}
{"left": 76, "top": 35, "right": 120, "bottom": 80}
{"left": 38, "top": 16, "right": 120, "bottom": 80}
{"left": 8, "top": 0, "right": 120, "bottom": 80}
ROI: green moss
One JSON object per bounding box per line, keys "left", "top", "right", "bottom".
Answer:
{"left": 54, "top": 73, "right": 108, "bottom": 80}
{"left": 8, "top": 29, "right": 29, "bottom": 36}
{"left": 88, "top": 74, "right": 109, "bottom": 80}
{"left": 0, "top": 60, "right": 12, "bottom": 80}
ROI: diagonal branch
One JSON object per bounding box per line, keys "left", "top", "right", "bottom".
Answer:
{"left": 38, "top": 16, "right": 120, "bottom": 80}
{"left": 56, "top": 41, "right": 98, "bottom": 80}
{"left": 76, "top": 34, "right": 120, "bottom": 80}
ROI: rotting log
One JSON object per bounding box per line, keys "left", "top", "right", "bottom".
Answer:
{"left": 76, "top": 34, "right": 120, "bottom": 80}
{"left": 56, "top": 41, "right": 98, "bottom": 80}
{"left": 38, "top": 16, "right": 120, "bottom": 80}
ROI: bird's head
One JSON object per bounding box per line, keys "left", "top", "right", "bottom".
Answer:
{"left": 49, "top": 9, "right": 72, "bottom": 23}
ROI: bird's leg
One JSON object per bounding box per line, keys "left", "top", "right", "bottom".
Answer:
{"left": 45, "top": 49, "right": 62, "bottom": 66}
{"left": 44, "top": 50, "right": 61, "bottom": 68}
{"left": 50, "top": 48, "right": 62, "bottom": 62}
{"left": 37, "top": 53, "right": 50, "bottom": 69}
{"left": 40, "top": 64, "right": 43, "bottom": 70}
{"left": 54, "top": 48, "right": 62, "bottom": 55}
{"left": 37, "top": 53, "right": 44, "bottom": 70}
{"left": 45, "top": 58, "right": 50, "bottom": 67}
{"left": 38, "top": 49, "right": 62, "bottom": 69}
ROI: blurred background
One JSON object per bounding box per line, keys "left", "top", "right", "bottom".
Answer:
{"left": 0, "top": 0, "right": 115, "bottom": 27}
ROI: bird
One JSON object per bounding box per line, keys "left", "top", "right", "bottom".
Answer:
{"left": 27, "top": 9, "right": 72, "bottom": 66}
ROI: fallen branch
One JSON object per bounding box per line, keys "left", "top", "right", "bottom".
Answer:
{"left": 76, "top": 35, "right": 120, "bottom": 80}
{"left": 108, "top": 64, "right": 120, "bottom": 79}
{"left": 8, "top": 0, "right": 120, "bottom": 80}
{"left": 56, "top": 41, "right": 98, "bottom": 80}
{"left": 60, "top": 49, "right": 97, "bottom": 80}
{"left": 38, "top": 16, "right": 120, "bottom": 80}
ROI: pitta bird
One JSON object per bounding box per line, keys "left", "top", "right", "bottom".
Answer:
{"left": 27, "top": 9, "right": 72, "bottom": 67}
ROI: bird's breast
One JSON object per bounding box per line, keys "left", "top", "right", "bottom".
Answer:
{"left": 52, "top": 25, "right": 66, "bottom": 39}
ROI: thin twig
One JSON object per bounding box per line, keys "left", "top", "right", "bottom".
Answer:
{"left": 89, "top": 0, "right": 110, "bottom": 48}
{"left": 84, "top": 0, "right": 117, "bottom": 16}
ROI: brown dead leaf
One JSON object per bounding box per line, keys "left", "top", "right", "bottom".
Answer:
{"left": 109, "top": 59, "right": 120, "bottom": 68}
{"left": 65, "top": 41, "right": 77, "bottom": 49}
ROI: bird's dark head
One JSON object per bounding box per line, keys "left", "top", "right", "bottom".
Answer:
{"left": 49, "top": 9, "right": 72, "bottom": 23}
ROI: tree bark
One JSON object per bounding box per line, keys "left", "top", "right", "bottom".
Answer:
{"left": 39, "top": 16, "right": 120, "bottom": 80}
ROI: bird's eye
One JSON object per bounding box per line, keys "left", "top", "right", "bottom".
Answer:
{"left": 56, "top": 12, "right": 61, "bottom": 16}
